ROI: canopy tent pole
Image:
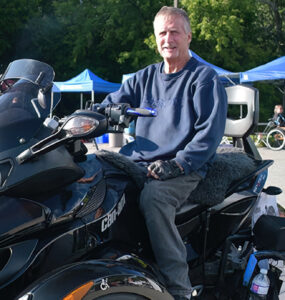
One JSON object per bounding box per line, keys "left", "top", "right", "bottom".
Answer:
{"left": 276, "top": 80, "right": 285, "bottom": 108}
{"left": 80, "top": 93, "right": 83, "bottom": 109}
{"left": 92, "top": 91, "right": 94, "bottom": 104}
{"left": 283, "top": 81, "right": 285, "bottom": 108}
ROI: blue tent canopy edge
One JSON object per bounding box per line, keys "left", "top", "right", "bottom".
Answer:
{"left": 53, "top": 69, "right": 121, "bottom": 93}
{"left": 240, "top": 56, "right": 285, "bottom": 83}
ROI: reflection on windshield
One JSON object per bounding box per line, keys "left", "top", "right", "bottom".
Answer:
{"left": 0, "top": 79, "right": 16, "bottom": 94}
{"left": 0, "top": 80, "right": 39, "bottom": 128}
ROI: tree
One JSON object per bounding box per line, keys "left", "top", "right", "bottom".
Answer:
{"left": 180, "top": 0, "right": 265, "bottom": 71}
{"left": 49, "top": 0, "right": 172, "bottom": 81}
{"left": 0, "top": 0, "right": 40, "bottom": 71}
{"left": 256, "top": 0, "right": 285, "bottom": 57}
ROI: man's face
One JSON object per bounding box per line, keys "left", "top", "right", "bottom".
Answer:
{"left": 154, "top": 15, "right": 192, "bottom": 63}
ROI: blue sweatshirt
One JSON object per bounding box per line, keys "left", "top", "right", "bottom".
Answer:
{"left": 103, "top": 57, "right": 227, "bottom": 178}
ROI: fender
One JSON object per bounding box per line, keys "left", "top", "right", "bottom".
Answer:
{"left": 0, "top": 239, "right": 38, "bottom": 288}
{"left": 0, "top": 218, "right": 87, "bottom": 298}
{"left": 17, "top": 257, "right": 173, "bottom": 300}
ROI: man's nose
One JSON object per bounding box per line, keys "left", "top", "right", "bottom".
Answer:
{"left": 164, "top": 32, "right": 173, "bottom": 42}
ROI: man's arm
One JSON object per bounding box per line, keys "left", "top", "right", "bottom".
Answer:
{"left": 175, "top": 78, "right": 228, "bottom": 175}
{"left": 102, "top": 77, "right": 139, "bottom": 107}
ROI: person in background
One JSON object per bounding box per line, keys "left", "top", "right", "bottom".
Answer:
{"left": 99, "top": 6, "right": 227, "bottom": 300}
{"left": 273, "top": 104, "right": 285, "bottom": 129}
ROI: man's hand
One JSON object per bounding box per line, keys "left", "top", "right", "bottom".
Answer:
{"left": 147, "top": 160, "right": 184, "bottom": 180}
{"left": 91, "top": 103, "right": 105, "bottom": 114}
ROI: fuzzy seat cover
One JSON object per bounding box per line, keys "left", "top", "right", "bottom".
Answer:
{"left": 95, "top": 147, "right": 257, "bottom": 206}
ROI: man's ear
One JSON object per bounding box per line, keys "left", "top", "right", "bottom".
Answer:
{"left": 188, "top": 32, "right": 192, "bottom": 44}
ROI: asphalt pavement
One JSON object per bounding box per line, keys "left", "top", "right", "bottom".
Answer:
{"left": 257, "top": 147, "right": 285, "bottom": 208}
{"left": 256, "top": 147, "right": 285, "bottom": 297}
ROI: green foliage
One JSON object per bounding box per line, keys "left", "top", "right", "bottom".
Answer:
{"left": 50, "top": 0, "right": 172, "bottom": 80}
{"left": 0, "top": 0, "right": 40, "bottom": 69}
{"left": 181, "top": 0, "right": 264, "bottom": 71}
{"left": 256, "top": 0, "right": 285, "bottom": 57}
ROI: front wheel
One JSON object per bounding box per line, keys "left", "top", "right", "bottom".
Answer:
{"left": 266, "top": 128, "right": 285, "bottom": 150}
{"left": 95, "top": 293, "right": 148, "bottom": 299}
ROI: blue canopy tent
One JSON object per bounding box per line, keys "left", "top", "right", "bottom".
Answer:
{"left": 53, "top": 69, "right": 121, "bottom": 108}
{"left": 189, "top": 50, "right": 237, "bottom": 79}
{"left": 240, "top": 56, "right": 285, "bottom": 107}
{"left": 122, "top": 50, "right": 239, "bottom": 84}
{"left": 240, "top": 56, "right": 285, "bottom": 83}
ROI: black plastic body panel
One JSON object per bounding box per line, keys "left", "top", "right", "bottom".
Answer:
{"left": 0, "top": 197, "right": 46, "bottom": 242}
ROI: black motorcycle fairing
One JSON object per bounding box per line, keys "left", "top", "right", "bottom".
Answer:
{"left": 0, "top": 197, "right": 47, "bottom": 242}
{"left": 34, "top": 153, "right": 104, "bottom": 221}
{"left": 0, "top": 218, "right": 88, "bottom": 298}
{"left": 0, "top": 80, "right": 61, "bottom": 158}
{"left": 0, "top": 239, "right": 38, "bottom": 288}
{"left": 0, "top": 145, "right": 85, "bottom": 197}
{"left": 0, "top": 159, "right": 138, "bottom": 298}
{"left": 0, "top": 80, "right": 49, "bottom": 153}
{"left": 17, "top": 258, "right": 173, "bottom": 300}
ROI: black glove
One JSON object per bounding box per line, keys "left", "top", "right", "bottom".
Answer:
{"left": 147, "top": 159, "right": 184, "bottom": 180}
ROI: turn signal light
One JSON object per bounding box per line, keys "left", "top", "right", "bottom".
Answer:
{"left": 63, "top": 116, "right": 96, "bottom": 136}
{"left": 63, "top": 281, "right": 93, "bottom": 300}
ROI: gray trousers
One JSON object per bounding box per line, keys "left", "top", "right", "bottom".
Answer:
{"left": 139, "top": 173, "right": 202, "bottom": 298}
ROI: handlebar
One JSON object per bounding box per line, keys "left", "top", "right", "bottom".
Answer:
{"left": 89, "top": 103, "right": 157, "bottom": 133}
{"left": 125, "top": 107, "right": 157, "bottom": 117}
{"left": 103, "top": 103, "right": 156, "bottom": 129}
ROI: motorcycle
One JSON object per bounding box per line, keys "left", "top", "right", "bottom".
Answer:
{"left": 0, "top": 59, "right": 284, "bottom": 300}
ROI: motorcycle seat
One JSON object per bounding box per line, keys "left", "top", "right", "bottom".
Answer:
{"left": 175, "top": 202, "right": 207, "bottom": 225}
{"left": 175, "top": 157, "right": 273, "bottom": 226}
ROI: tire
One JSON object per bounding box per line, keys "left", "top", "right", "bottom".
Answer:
{"left": 96, "top": 293, "right": 148, "bottom": 300}
{"left": 266, "top": 128, "right": 285, "bottom": 150}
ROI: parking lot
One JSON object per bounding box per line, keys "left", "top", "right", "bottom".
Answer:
{"left": 258, "top": 147, "right": 285, "bottom": 208}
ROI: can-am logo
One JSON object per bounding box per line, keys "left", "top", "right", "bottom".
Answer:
{"left": 101, "top": 195, "right": 125, "bottom": 232}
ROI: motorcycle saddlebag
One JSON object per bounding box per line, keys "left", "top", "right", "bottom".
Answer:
{"left": 253, "top": 215, "right": 285, "bottom": 251}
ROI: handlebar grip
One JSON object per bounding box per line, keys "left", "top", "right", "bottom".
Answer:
{"left": 126, "top": 107, "right": 157, "bottom": 117}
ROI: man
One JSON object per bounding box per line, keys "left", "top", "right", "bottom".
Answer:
{"left": 102, "top": 6, "right": 227, "bottom": 300}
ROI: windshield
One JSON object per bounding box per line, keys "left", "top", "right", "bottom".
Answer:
{"left": 0, "top": 80, "right": 38, "bottom": 127}
{"left": 0, "top": 79, "right": 60, "bottom": 152}
{"left": 0, "top": 59, "right": 61, "bottom": 153}
{"left": 0, "top": 79, "right": 53, "bottom": 126}
{"left": 1, "top": 59, "right": 54, "bottom": 88}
